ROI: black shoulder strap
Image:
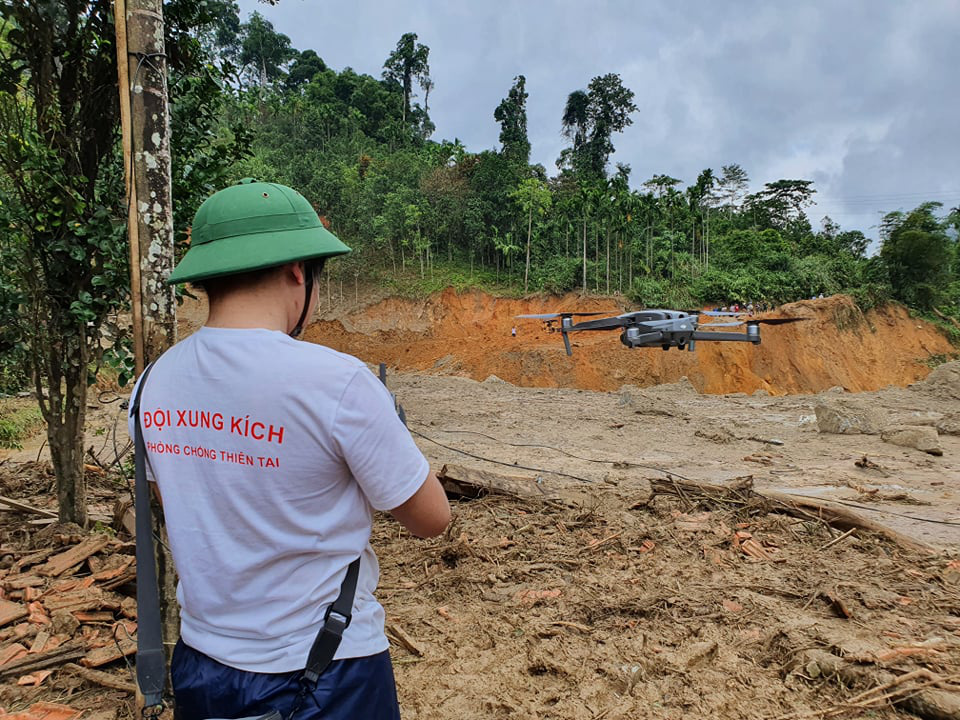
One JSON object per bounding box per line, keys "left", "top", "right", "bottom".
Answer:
{"left": 301, "top": 556, "right": 361, "bottom": 687}
{"left": 132, "top": 363, "right": 166, "bottom": 712}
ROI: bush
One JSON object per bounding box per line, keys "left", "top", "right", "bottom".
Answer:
{"left": 0, "top": 403, "right": 43, "bottom": 449}
{"left": 532, "top": 256, "right": 582, "bottom": 294}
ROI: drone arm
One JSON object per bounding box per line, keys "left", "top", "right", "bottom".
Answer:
{"left": 567, "top": 316, "right": 631, "bottom": 332}
{"left": 691, "top": 329, "right": 760, "bottom": 344}
{"left": 561, "top": 329, "right": 572, "bottom": 356}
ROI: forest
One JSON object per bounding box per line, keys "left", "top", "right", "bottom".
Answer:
{"left": 0, "top": 0, "right": 959, "bottom": 401}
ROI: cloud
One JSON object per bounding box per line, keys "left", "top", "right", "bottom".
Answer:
{"left": 236, "top": 0, "right": 960, "bottom": 238}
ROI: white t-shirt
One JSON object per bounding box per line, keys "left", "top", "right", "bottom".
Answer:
{"left": 128, "top": 327, "right": 429, "bottom": 673}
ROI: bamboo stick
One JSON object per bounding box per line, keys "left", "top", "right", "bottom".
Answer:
{"left": 114, "top": 0, "right": 145, "bottom": 376}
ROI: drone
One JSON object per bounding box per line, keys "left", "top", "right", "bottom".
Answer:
{"left": 516, "top": 309, "right": 805, "bottom": 356}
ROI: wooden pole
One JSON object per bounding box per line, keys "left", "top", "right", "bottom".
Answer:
{"left": 114, "top": 0, "right": 145, "bottom": 376}
{"left": 114, "top": 3, "right": 179, "bottom": 705}
{"left": 124, "top": 0, "right": 177, "bottom": 363}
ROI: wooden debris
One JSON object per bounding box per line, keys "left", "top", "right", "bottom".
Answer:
{"left": 437, "top": 464, "right": 544, "bottom": 500}
{"left": 0, "top": 643, "right": 27, "bottom": 666}
{"left": 0, "top": 495, "right": 57, "bottom": 519}
{"left": 28, "top": 630, "right": 50, "bottom": 654}
{"left": 16, "top": 669, "right": 52, "bottom": 686}
{"left": 822, "top": 590, "right": 854, "bottom": 619}
{"left": 36, "top": 536, "right": 110, "bottom": 577}
{"left": 62, "top": 662, "right": 135, "bottom": 694}
{"left": 0, "top": 600, "right": 28, "bottom": 628}
{"left": 385, "top": 622, "right": 424, "bottom": 657}
{"left": 0, "top": 644, "right": 84, "bottom": 678}
{"left": 797, "top": 649, "right": 960, "bottom": 720}
{"left": 112, "top": 499, "right": 135, "bottom": 538}
{"left": 0, "top": 700, "right": 84, "bottom": 719}
{"left": 12, "top": 549, "right": 57, "bottom": 573}
{"left": 72, "top": 611, "right": 114, "bottom": 624}
{"left": 648, "top": 475, "right": 935, "bottom": 554}
{"left": 43, "top": 587, "right": 119, "bottom": 615}
{"left": 80, "top": 635, "right": 136, "bottom": 668}
{"left": 89, "top": 557, "right": 133, "bottom": 583}
{"left": 2, "top": 575, "right": 44, "bottom": 591}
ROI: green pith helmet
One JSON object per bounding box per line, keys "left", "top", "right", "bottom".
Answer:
{"left": 167, "top": 179, "right": 351, "bottom": 285}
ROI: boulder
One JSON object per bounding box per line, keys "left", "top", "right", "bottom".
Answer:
{"left": 937, "top": 413, "right": 960, "bottom": 436}
{"left": 482, "top": 374, "right": 510, "bottom": 385}
{"left": 814, "top": 401, "right": 884, "bottom": 435}
{"left": 881, "top": 425, "right": 943, "bottom": 456}
{"left": 919, "top": 361, "right": 960, "bottom": 400}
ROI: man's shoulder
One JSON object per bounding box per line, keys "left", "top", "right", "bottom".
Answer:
{"left": 288, "top": 340, "right": 369, "bottom": 374}
{"left": 161, "top": 329, "right": 370, "bottom": 380}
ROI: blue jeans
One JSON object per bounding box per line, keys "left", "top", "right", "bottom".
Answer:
{"left": 171, "top": 640, "right": 401, "bottom": 720}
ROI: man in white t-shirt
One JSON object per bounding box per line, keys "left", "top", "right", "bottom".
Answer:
{"left": 131, "top": 179, "right": 450, "bottom": 719}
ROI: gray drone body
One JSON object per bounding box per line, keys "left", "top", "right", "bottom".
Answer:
{"left": 518, "top": 309, "right": 799, "bottom": 356}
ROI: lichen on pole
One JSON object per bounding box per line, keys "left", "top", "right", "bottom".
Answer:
{"left": 122, "top": 0, "right": 177, "bottom": 364}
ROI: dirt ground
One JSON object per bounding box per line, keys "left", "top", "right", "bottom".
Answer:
{"left": 0, "top": 289, "right": 959, "bottom": 718}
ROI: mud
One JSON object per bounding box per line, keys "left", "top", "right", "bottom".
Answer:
{"left": 0, "top": 289, "right": 957, "bottom": 718}
{"left": 304, "top": 290, "right": 954, "bottom": 395}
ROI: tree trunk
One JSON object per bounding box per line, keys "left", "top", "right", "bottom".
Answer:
{"left": 46, "top": 334, "right": 88, "bottom": 526}
{"left": 124, "top": 0, "right": 176, "bottom": 366}
{"left": 605, "top": 225, "right": 610, "bottom": 294}
{"left": 524, "top": 205, "right": 532, "bottom": 293}
{"left": 582, "top": 218, "right": 587, "bottom": 294}
{"left": 119, "top": 0, "right": 180, "bottom": 680}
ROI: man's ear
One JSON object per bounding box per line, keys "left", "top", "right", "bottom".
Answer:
{"left": 287, "top": 261, "right": 307, "bottom": 286}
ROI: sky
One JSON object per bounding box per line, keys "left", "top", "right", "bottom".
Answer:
{"left": 236, "top": 0, "right": 960, "bottom": 242}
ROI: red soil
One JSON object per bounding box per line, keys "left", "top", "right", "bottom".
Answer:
{"left": 303, "top": 290, "right": 954, "bottom": 395}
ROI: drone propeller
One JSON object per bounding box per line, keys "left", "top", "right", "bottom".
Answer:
{"left": 697, "top": 310, "right": 742, "bottom": 317}
{"left": 515, "top": 311, "right": 614, "bottom": 320}
{"left": 699, "top": 321, "right": 744, "bottom": 328}
{"left": 746, "top": 317, "right": 808, "bottom": 325}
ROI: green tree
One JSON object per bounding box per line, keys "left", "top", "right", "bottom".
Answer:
{"left": 880, "top": 203, "right": 953, "bottom": 309}
{"left": 494, "top": 75, "right": 530, "bottom": 168}
{"left": 382, "top": 32, "right": 431, "bottom": 126}
{"left": 510, "top": 177, "right": 551, "bottom": 292}
{"left": 238, "top": 11, "right": 295, "bottom": 88}
{"left": 582, "top": 73, "right": 637, "bottom": 178}
{"left": 745, "top": 179, "right": 816, "bottom": 231}
{"left": 0, "top": 1, "right": 246, "bottom": 524}
{"left": 713, "top": 163, "right": 750, "bottom": 215}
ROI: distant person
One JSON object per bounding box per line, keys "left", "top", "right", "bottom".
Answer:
{"left": 818, "top": 292, "right": 825, "bottom": 299}
{"left": 511, "top": 326, "right": 517, "bottom": 337}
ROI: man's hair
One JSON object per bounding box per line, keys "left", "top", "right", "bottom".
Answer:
{"left": 191, "top": 258, "right": 326, "bottom": 298}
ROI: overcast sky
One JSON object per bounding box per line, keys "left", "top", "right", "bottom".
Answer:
{"left": 236, "top": 0, "right": 960, "bottom": 241}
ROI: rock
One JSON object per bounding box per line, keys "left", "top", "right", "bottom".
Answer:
{"left": 483, "top": 374, "right": 510, "bottom": 385}
{"left": 937, "top": 413, "right": 960, "bottom": 436}
{"left": 822, "top": 386, "right": 847, "bottom": 395}
{"left": 49, "top": 609, "right": 80, "bottom": 636}
{"left": 919, "top": 360, "right": 960, "bottom": 399}
{"left": 695, "top": 424, "right": 735, "bottom": 444}
{"left": 881, "top": 425, "right": 943, "bottom": 456}
{"left": 752, "top": 388, "right": 770, "bottom": 397}
{"left": 815, "top": 401, "right": 884, "bottom": 435}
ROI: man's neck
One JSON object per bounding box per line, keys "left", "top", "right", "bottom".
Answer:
{"left": 205, "top": 292, "right": 290, "bottom": 333}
